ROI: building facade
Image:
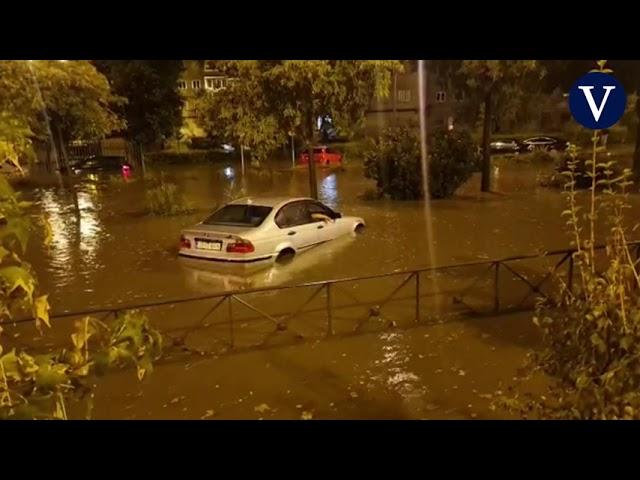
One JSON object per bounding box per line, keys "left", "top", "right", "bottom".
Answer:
{"left": 363, "top": 61, "right": 456, "bottom": 135}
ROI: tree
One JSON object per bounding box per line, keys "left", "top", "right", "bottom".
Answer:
{"left": 0, "top": 61, "right": 123, "bottom": 173}
{"left": 458, "top": 61, "right": 543, "bottom": 192}
{"left": 193, "top": 61, "right": 286, "bottom": 169}
{"left": 265, "top": 60, "right": 402, "bottom": 198}
{"left": 94, "top": 60, "right": 184, "bottom": 171}
{"left": 195, "top": 60, "right": 402, "bottom": 198}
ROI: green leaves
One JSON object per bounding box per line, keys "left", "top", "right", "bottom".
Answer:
{"left": 363, "top": 126, "right": 479, "bottom": 200}
{"left": 35, "top": 361, "right": 69, "bottom": 391}
{"left": 33, "top": 295, "right": 50, "bottom": 330}
{"left": 195, "top": 60, "right": 402, "bottom": 154}
{"left": 0, "top": 265, "right": 35, "bottom": 297}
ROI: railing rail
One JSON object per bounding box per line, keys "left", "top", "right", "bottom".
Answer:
{"left": 9, "top": 241, "right": 640, "bottom": 356}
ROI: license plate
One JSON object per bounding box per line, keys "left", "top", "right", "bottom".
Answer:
{"left": 195, "top": 239, "right": 222, "bottom": 251}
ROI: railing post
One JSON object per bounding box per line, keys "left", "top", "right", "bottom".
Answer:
{"left": 493, "top": 262, "right": 500, "bottom": 313}
{"left": 415, "top": 271, "right": 420, "bottom": 324}
{"left": 326, "top": 283, "right": 333, "bottom": 336}
{"left": 228, "top": 295, "right": 234, "bottom": 349}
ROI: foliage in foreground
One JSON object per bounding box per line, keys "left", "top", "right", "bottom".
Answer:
{"left": 363, "top": 126, "right": 479, "bottom": 200}
{"left": 1, "top": 311, "right": 162, "bottom": 419}
{"left": 0, "top": 167, "right": 162, "bottom": 419}
{"left": 537, "top": 147, "right": 624, "bottom": 190}
{"left": 502, "top": 138, "right": 640, "bottom": 419}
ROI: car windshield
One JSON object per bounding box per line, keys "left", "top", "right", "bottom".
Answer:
{"left": 202, "top": 204, "right": 272, "bottom": 227}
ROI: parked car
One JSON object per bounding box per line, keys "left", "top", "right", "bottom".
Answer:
{"left": 178, "top": 197, "right": 365, "bottom": 264}
{"left": 490, "top": 138, "right": 521, "bottom": 154}
{"left": 520, "top": 136, "right": 569, "bottom": 153}
{"left": 188, "top": 137, "right": 236, "bottom": 154}
{"left": 298, "top": 146, "right": 343, "bottom": 167}
{"left": 70, "top": 155, "right": 132, "bottom": 173}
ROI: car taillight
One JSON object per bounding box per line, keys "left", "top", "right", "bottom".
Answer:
{"left": 180, "top": 235, "right": 191, "bottom": 249}
{"left": 226, "top": 239, "right": 254, "bottom": 253}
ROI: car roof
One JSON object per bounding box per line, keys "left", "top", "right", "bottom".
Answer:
{"left": 228, "top": 196, "right": 315, "bottom": 208}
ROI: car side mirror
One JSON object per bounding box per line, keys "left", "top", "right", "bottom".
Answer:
{"left": 332, "top": 211, "right": 342, "bottom": 219}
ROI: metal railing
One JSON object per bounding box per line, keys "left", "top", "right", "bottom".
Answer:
{"left": 11, "top": 242, "right": 640, "bottom": 357}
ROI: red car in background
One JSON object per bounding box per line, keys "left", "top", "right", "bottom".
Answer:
{"left": 298, "top": 146, "right": 343, "bottom": 167}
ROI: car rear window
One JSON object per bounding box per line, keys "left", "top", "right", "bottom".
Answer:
{"left": 202, "top": 204, "right": 272, "bottom": 227}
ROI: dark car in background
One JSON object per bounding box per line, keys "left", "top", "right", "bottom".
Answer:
{"left": 188, "top": 136, "right": 236, "bottom": 154}
{"left": 490, "top": 138, "right": 521, "bottom": 155}
{"left": 519, "top": 136, "right": 569, "bottom": 153}
{"left": 70, "top": 155, "right": 132, "bottom": 173}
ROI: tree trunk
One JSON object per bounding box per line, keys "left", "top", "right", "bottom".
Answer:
{"left": 54, "top": 123, "right": 71, "bottom": 176}
{"left": 140, "top": 143, "right": 147, "bottom": 176}
{"left": 481, "top": 90, "right": 493, "bottom": 193}
{"left": 633, "top": 95, "right": 640, "bottom": 179}
{"left": 130, "top": 141, "right": 146, "bottom": 176}
{"left": 392, "top": 72, "right": 398, "bottom": 124}
{"left": 48, "top": 122, "right": 63, "bottom": 175}
{"left": 240, "top": 145, "right": 245, "bottom": 175}
{"left": 307, "top": 111, "right": 318, "bottom": 199}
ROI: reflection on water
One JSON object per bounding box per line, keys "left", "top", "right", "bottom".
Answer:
{"left": 367, "top": 331, "right": 427, "bottom": 415}
{"left": 76, "top": 190, "right": 102, "bottom": 262}
{"left": 40, "top": 190, "right": 72, "bottom": 280}
{"left": 319, "top": 173, "right": 338, "bottom": 208}
{"left": 181, "top": 233, "right": 358, "bottom": 293}
{"left": 38, "top": 185, "right": 104, "bottom": 289}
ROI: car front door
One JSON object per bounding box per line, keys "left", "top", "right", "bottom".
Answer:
{"left": 305, "top": 201, "right": 340, "bottom": 243}
{"left": 275, "top": 202, "right": 320, "bottom": 252}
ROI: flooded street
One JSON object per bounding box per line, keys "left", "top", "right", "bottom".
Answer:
{"left": 19, "top": 157, "right": 640, "bottom": 419}
{"left": 23, "top": 158, "right": 606, "bottom": 312}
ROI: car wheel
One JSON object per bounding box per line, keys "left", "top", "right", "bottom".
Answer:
{"left": 276, "top": 248, "right": 296, "bottom": 264}
{"left": 354, "top": 223, "right": 365, "bottom": 234}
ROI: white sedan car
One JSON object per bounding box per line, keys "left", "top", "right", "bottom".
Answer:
{"left": 179, "top": 197, "right": 365, "bottom": 264}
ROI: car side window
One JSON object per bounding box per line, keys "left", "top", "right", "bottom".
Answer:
{"left": 306, "top": 201, "right": 334, "bottom": 222}
{"left": 275, "top": 202, "right": 312, "bottom": 228}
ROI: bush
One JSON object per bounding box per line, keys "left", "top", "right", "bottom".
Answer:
{"left": 363, "top": 126, "right": 421, "bottom": 200}
{"left": 429, "top": 129, "right": 479, "bottom": 198}
{"left": 528, "top": 148, "right": 556, "bottom": 164}
{"left": 145, "top": 174, "right": 192, "bottom": 216}
{"left": 503, "top": 143, "right": 640, "bottom": 420}
{"left": 538, "top": 146, "right": 624, "bottom": 190}
{"left": 363, "top": 126, "right": 479, "bottom": 200}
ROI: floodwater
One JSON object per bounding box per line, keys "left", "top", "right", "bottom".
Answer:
{"left": 23, "top": 158, "right": 603, "bottom": 312}
{"left": 16, "top": 156, "right": 640, "bottom": 419}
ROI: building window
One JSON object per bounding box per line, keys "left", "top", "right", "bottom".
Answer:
{"left": 435, "top": 91, "right": 446, "bottom": 103}
{"left": 397, "top": 89, "right": 411, "bottom": 103}
{"left": 205, "top": 76, "right": 226, "bottom": 91}
{"left": 178, "top": 80, "right": 187, "bottom": 90}
{"left": 192, "top": 80, "right": 201, "bottom": 90}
